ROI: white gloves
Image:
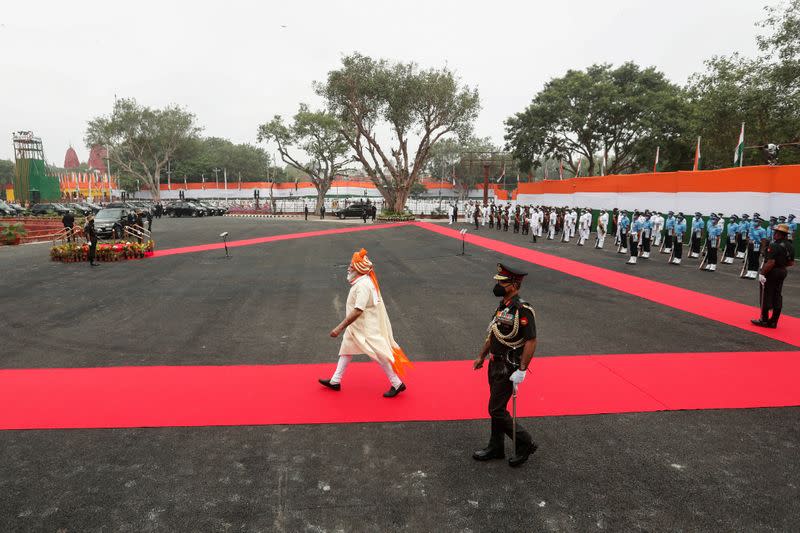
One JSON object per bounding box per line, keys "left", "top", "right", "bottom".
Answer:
{"left": 758, "top": 274, "right": 766, "bottom": 284}
{"left": 509, "top": 369, "right": 526, "bottom": 385}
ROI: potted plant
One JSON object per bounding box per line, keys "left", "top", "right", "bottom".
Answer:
{"left": 1, "top": 223, "right": 27, "bottom": 245}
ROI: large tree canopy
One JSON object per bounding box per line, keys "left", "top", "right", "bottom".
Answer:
{"left": 317, "top": 53, "right": 480, "bottom": 212}
{"left": 424, "top": 136, "right": 517, "bottom": 197}
{"left": 505, "top": 62, "right": 690, "bottom": 176}
{"left": 85, "top": 98, "right": 201, "bottom": 200}
{"left": 687, "top": 1, "right": 800, "bottom": 168}
{"left": 258, "top": 104, "right": 352, "bottom": 214}
{"left": 170, "top": 137, "right": 271, "bottom": 184}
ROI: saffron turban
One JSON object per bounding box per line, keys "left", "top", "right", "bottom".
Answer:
{"left": 351, "top": 248, "right": 374, "bottom": 274}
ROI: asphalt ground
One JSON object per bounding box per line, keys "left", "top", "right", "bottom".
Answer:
{"left": 1, "top": 216, "right": 798, "bottom": 532}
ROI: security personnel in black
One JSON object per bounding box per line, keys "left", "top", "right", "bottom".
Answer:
{"left": 473, "top": 263, "right": 538, "bottom": 467}
{"left": 752, "top": 223, "right": 794, "bottom": 328}
{"left": 61, "top": 211, "right": 75, "bottom": 242}
{"left": 84, "top": 214, "right": 99, "bottom": 267}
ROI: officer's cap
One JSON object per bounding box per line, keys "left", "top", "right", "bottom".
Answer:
{"left": 774, "top": 224, "right": 791, "bottom": 234}
{"left": 711, "top": 213, "right": 719, "bottom": 220}
{"left": 494, "top": 263, "right": 528, "bottom": 283}
{"left": 668, "top": 210, "right": 674, "bottom": 215}
{"left": 742, "top": 213, "right": 750, "bottom": 219}
{"left": 753, "top": 212, "right": 761, "bottom": 218}
{"left": 789, "top": 214, "right": 796, "bottom": 220}
{"left": 694, "top": 212, "right": 702, "bottom": 217}
{"left": 731, "top": 214, "right": 739, "bottom": 220}
{"left": 770, "top": 216, "right": 777, "bottom": 222}
{"left": 779, "top": 216, "right": 787, "bottom": 222}
{"left": 677, "top": 212, "right": 684, "bottom": 217}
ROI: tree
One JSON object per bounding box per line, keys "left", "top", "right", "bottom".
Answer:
{"left": 686, "top": 2, "right": 800, "bottom": 168}
{"left": 424, "top": 137, "right": 520, "bottom": 198}
{"left": 170, "top": 137, "right": 271, "bottom": 184}
{"left": 505, "top": 63, "right": 691, "bottom": 176}
{"left": 0, "top": 160, "right": 15, "bottom": 186}
{"left": 317, "top": 53, "right": 480, "bottom": 212}
{"left": 258, "top": 104, "right": 352, "bottom": 214}
{"left": 85, "top": 98, "right": 201, "bottom": 200}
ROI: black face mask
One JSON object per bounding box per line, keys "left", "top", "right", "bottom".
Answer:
{"left": 493, "top": 283, "right": 507, "bottom": 297}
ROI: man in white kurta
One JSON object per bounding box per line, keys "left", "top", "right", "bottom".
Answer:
{"left": 320, "top": 248, "right": 411, "bottom": 397}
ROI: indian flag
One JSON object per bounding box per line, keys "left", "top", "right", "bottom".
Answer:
{"left": 693, "top": 137, "right": 701, "bottom": 172}
{"left": 734, "top": 123, "right": 745, "bottom": 167}
{"left": 653, "top": 146, "right": 660, "bottom": 173}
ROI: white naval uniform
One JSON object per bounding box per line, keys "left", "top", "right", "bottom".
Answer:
{"left": 596, "top": 212, "right": 609, "bottom": 248}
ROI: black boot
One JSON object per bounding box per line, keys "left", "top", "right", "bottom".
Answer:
{"left": 508, "top": 441, "right": 538, "bottom": 467}
{"left": 472, "top": 445, "right": 505, "bottom": 461}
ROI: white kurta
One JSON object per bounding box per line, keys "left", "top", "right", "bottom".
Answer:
{"left": 338, "top": 275, "right": 399, "bottom": 365}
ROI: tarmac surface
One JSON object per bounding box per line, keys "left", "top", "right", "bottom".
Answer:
{"left": 1, "top": 216, "right": 799, "bottom": 532}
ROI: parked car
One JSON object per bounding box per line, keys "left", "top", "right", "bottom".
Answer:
{"left": 165, "top": 201, "right": 204, "bottom": 217}
{"left": 0, "top": 200, "right": 16, "bottom": 216}
{"left": 82, "top": 201, "right": 102, "bottom": 214}
{"left": 30, "top": 203, "right": 71, "bottom": 216}
{"left": 7, "top": 202, "right": 28, "bottom": 215}
{"left": 67, "top": 203, "right": 93, "bottom": 216}
{"left": 333, "top": 203, "right": 372, "bottom": 219}
{"left": 192, "top": 200, "right": 224, "bottom": 216}
{"left": 94, "top": 208, "right": 132, "bottom": 239}
{"left": 128, "top": 201, "right": 154, "bottom": 215}
{"left": 186, "top": 201, "right": 213, "bottom": 216}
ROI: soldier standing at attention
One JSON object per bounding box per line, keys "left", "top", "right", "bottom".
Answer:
{"left": 723, "top": 215, "right": 739, "bottom": 264}
{"left": 702, "top": 213, "right": 722, "bottom": 271}
{"left": 690, "top": 212, "right": 704, "bottom": 258}
{"left": 745, "top": 216, "right": 768, "bottom": 279}
{"left": 752, "top": 224, "right": 794, "bottom": 328}
{"left": 473, "top": 264, "right": 538, "bottom": 467}
{"left": 670, "top": 213, "right": 687, "bottom": 265}
{"left": 662, "top": 211, "right": 675, "bottom": 255}
{"left": 617, "top": 211, "right": 630, "bottom": 254}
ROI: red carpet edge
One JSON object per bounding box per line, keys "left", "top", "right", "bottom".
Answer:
{"left": 1, "top": 351, "right": 798, "bottom": 430}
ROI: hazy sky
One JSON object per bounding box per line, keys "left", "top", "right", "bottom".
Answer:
{"left": 0, "top": 0, "right": 768, "bottom": 164}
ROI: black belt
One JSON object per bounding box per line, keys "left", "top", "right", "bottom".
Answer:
{"left": 490, "top": 351, "right": 521, "bottom": 367}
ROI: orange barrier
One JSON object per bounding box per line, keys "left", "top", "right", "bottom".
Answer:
{"left": 516, "top": 165, "right": 800, "bottom": 195}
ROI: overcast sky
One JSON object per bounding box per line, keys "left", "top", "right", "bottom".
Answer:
{"left": 0, "top": 0, "right": 769, "bottom": 164}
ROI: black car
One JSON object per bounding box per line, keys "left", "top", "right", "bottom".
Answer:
{"left": 30, "top": 203, "right": 71, "bottom": 216}
{"left": 334, "top": 203, "right": 372, "bottom": 219}
{"left": 193, "top": 200, "right": 223, "bottom": 216}
{"left": 94, "top": 208, "right": 132, "bottom": 238}
{"left": 165, "top": 201, "right": 204, "bottom": 217}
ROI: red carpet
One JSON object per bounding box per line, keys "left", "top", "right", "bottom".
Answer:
{"left": 416, "top": 222, "right": 800, "bottom": 347}
{"left": 152, "top": 222, "right": 409, "bottom": 258}
{"left": 1, "top": 351, "right": 798, "bottom": 430}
